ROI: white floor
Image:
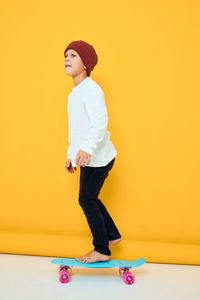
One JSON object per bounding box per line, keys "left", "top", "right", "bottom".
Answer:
{"left": 0, "top": 254, "right": 200, "bottom": 300}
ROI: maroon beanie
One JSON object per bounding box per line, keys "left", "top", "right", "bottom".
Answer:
{"left": 64, "top": 40, "right": 98, "bottom": 76}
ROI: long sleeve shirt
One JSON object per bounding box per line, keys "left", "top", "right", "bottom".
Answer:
{"left": 66, "top": 76, "right": 118, "bottom": 167}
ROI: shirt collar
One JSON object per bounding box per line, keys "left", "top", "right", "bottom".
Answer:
{"left": 72, "top": 77, "right": 91, "bottom": 92}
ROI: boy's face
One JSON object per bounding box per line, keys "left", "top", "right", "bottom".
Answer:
{"left": 64, "top": 49, "right": 87, "bottom": 77}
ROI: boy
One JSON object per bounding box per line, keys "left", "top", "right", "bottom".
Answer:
{"left": 64, "top": 40, "right": 121, "bottom": 263}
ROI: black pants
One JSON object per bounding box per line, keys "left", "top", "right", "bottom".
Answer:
{"left": 78, "top": 157, "right": 121, "bottom": 256}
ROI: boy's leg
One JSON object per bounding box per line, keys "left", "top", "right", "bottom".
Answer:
{"left": 78, "top": 158, "right": 118, "bottom": 255}
{"left": 79, "top": 158, "right": 121, "bottom": 243}
{"left": 96, "top": 198, "right": 121, "bottom": 241}
{"left": 95, "top": 158, "right": 121, "bottom": 240}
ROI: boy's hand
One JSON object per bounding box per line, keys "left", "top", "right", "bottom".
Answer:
{"left": 65, "top": 159, "right": 77, "bottom": 173}
{"left": 76, "top": 149, "right": 91, "bottom": 167}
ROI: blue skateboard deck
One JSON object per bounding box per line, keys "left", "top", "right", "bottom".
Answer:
{"left": 51, "top": 258, "right": 146, "bottom": 285}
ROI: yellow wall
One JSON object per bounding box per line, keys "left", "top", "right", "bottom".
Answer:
{"left": 1, "top": 0, "right": 200, "bottom": 265}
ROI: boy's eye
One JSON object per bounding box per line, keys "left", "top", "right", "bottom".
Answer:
{"left": 65, "top": 54, "right": 76, "bottom": 58}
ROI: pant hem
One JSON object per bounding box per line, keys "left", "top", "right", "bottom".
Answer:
{"left": 94, "top": 248, "right": 111, "bottom": 256}
{"left": 109, "top": 235, "right": 121, "bottom": 241}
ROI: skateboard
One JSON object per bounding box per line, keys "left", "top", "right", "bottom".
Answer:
{"left": 51, "top": 257, "right": 146, "bottom": 285}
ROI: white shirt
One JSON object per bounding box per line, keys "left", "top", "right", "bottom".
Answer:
{"left": 66, "top": 76, "right": 118, "bottom": 167}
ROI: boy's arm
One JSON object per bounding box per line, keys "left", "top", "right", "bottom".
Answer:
{"left": 79, "top": 89, "right": 108, "bottom": 156}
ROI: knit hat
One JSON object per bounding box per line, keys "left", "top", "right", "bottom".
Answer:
{"left": 64, "top": 40, "right": 98, "bottom": 76}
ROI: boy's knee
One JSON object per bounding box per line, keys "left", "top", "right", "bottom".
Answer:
{"left": 78, "top": 194, "right": 86, "bottom": 207}
{"left": 78, "top": 194, "right": 96, "bottom": 207}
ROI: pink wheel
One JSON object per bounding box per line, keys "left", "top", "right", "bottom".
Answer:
{"left": 123, "top": 271, "right": 135, "bottom": 285}
{"left": 59, "top": 270, "right": 70, "bottom": 283}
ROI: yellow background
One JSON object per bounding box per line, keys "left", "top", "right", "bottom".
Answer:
{"left": 1, "top": 0, "right": 200, "bottom": 265}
